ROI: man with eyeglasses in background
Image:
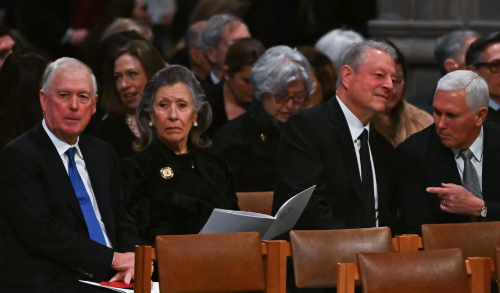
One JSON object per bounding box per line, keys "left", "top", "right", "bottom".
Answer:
{"left": 467, "top": 32, "right": 500, "bottom": 125}
{"left": 273, "top": 41, "right": 402, "bottom": 240}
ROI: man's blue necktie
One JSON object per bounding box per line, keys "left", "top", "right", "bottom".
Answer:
{"left": 66, "top": 147, "right": 107, "bottom": 246}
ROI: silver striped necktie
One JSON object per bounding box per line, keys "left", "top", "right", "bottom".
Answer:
{"left": 459, "top": 149, "right": 483, "bottom": 199}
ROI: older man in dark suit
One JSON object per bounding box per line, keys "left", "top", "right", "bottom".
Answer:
{"left": 396, "top": 70, "right": 500, "bottom": 235}
{"left": 273, "top": 40, "right": 400, "bottom": 232}
{"left": 0, "top": 57, "right": 140, "bottom": 292}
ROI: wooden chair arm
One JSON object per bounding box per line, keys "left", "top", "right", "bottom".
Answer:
{"left": 337, "top": 263, "right": 359, "bottom": 293}
{"left": 135, "top": 245, "right": 154, "bottom": 293}
{"left": 265, "top": 241, "right": 291, "bottom": 293}
{"left": 392, "top": 234, "right": 421, "bottom": 251}
{"left": 466, "top": 257, "right": 494, "bottom": 293}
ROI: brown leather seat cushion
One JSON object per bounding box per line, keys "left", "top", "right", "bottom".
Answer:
{"left": 357, "top": 248, "right": 469, "bottom": 293}
{"left": 422, "top": 222, "right": 500, "bottom": 263}
{"left": 289, "top": 227, "right": 392, "bottom": 288}
{"left": 236, "top": 191, "right": 273, "bottom": 215}
{"left": 155, "top": 232, "right": 265, "bottom": 293}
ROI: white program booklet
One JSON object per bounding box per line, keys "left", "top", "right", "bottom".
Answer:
{"left": 79, "top": 280, "right": 159, "bottom": 293}
{"left": 200, "top": 185, "right": 315, "bottom": 240}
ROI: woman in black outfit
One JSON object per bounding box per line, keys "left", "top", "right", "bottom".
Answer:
{"left": 94, "top": 39, "right": 166, "bottom": 158}
{"left": 121, "top": 65, "right": 238, "bottom": 245}
{"left": 211, "top": 46, "right": 314, "bottom": 192}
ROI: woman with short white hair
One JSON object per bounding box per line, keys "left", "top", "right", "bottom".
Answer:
{"left": 212, "top": 45, "right": 314, "bottom": 192}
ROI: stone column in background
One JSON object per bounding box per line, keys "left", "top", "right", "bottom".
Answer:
{"left": 369, "top": 0, "right": 500, "bottom": 97}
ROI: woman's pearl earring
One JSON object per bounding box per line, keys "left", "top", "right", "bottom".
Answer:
{"left": 193, "top": 121, "right": 198, "bottom": 127}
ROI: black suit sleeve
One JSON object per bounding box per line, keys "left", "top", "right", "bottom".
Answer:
{"left": 273, "top": 114, "right": 343, "bottom": 230}
{"left": 484, "top": 200, "right": 500, "bottom": 221}
{"left": 0, "top": 146, "right": 114, "bottom": 281}
{"left": 395, "top": 142, "right": 437, "bottom": 235}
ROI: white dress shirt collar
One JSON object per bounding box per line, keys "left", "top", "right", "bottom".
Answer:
{"left": 451, "top": 126, "right": 484, "bottom": 162}
{"left": 210, "top": 70, "right": 220, "bottom": 85}
{"left": 336, "top": 96, "right": 370, "bottom": 142}
{"left": 42, "top": 119, "right": 83, "bottom": 160}
{"left": 489, "top": 98, "right": 500, "bottom": 111}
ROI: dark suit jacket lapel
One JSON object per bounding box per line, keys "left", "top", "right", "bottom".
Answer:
{"left": 426, "top": 127, "right": 471, "bottom": 222}
{"left": 79, "top": 136, "right": 116, "bottom": 245}
{"left": 481, "top": 124, "right": 500, "bottom": 202}
{"left": 327, "top": 98, "right": 363, "bottom": 202}
{"left": 33, "top": 124, "right": 86, "bottom": 224}
{"left": 369, "top": 127, "right": 390, "bottom": 216}
{"left": 428, "top": 129, "right": 462, "bottom": 186}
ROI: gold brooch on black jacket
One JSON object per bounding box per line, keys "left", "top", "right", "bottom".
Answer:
{"left": 160, "top": 167, "right": 174, "bottom": 179}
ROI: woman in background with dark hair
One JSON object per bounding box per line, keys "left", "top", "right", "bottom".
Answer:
{"left": 372, "top": 39, "right": 433, "bottom": 147}
{"left": 207, "top": 37, "right": 265, "bottom": 137}
{"left": 0, "top": 48, "right": 50, "bottom": 151}
{"left": 121, "top": 65, "right": 238, "bottom": 245}
{"left": 297, "top": 46, "right": 338, "bottom": 108}
{"left": 93, "top": 39, "right": 166, "bottom": 158}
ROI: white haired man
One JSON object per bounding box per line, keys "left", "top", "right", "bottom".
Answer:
{"left": 0, "top": 57, "right": 141, "bottom": 292}
{"left": 273, "top": 40, "right": 400, "bottom": 232}
{"left": 396, "top": 70, "right": 500, "bottom": 235}
{"left": 314, "top": 28, "right": 364, "bottom": 70}
{"left": 201, "top": 13, "right": 250, "bottom": 86}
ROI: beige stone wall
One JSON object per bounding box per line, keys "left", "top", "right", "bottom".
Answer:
{"left": 370, "top": 0, "right": 500, "bottom": 97}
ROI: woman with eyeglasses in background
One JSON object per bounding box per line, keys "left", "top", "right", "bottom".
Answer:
{"left": 211, "top": 46, "right": 314, "bottom": 192}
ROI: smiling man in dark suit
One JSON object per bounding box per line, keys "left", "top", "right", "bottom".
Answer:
{"left": 0, "top": 57, "right": 140, "bottom": 292}
{"left": 273, "top": 40, "right": 400, "bottom": 232}
{"left": 396, "top": 70, "right": 500, "bottom": 235}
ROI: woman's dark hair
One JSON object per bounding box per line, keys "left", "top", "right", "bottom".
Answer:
{"left": 101, "top": 39, "right": 166, "bottom": 117}
{"left": 135, "top": 65, "right": 212, "bottom": 151}
{"left": 0, "top": 48, "right": 51, "bottom": 149}
{"left": 93, "top": 30, "right": 146, "bottom": 97}
{"left": 224, "top": 38, "right": 265, "bottom": 77}
{"left": 377, "top": 39, "right": 407, "bottom": 127}
{"left": 297, "top": 46, "right": 338, "bottom": 103}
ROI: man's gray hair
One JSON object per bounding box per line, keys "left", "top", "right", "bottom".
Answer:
{"left": 315, "top": 29, "right": 364, "bottom": 69}
{"left": 336, "top": 40, "right": 397, "bottom": 87}
{"left": 185, "top": 21, "right": 207, "bottom": 50}
{"left": 434, "top": 30, "right": 479, "bottom": 74}
{"left": 250, "top": 46, "right": 314, "bottom": 99}
{"left": 42, "top": 57, "right": 97, "bottom": 95}
{"left": 201, "top": 14, "right": 244, "bottom": 50}
{"left": 436, "top": 70, "right": 489, "bottom": 112}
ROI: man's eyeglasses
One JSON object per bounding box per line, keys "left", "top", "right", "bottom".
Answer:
{"left": 274, "top": 92, "right": 308, "bottom": 104}
{"left": 474, "top": 60, "right": 500, "bottom": 73}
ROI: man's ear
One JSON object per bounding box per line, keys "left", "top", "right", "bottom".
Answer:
{"left": 204, "top": 46, "right": 217, "bottom": 64}
{"left": 93, "top": 94, "right": 98, "bottom": 115}
{"left": 190, "top": 48, "right": 202, "bottom": 64}
{"left": 40, "top": 89, "right": 47, "bottom": 114}
{"left": 467, "top": 64, "right": 478, "bottom": 72}
{"left": 223, "top": 65, "right": 230, "bottom": 81}
{"left": 443, "top": 59, "right": 459, "bottom": 73}
{"left": 476, "top": 106, "right": 488, "bottom": 126}
{"left": 340, "top": 65, "right": 354, "bottom": 90}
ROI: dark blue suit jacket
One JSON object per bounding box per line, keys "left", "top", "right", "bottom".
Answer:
{"left": 0, "top": 123, "right": 139, "bottom": 290}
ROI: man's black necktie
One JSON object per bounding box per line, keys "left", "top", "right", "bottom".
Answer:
{"left": 359, "top": 129, "right": 376, "bottom": 227}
